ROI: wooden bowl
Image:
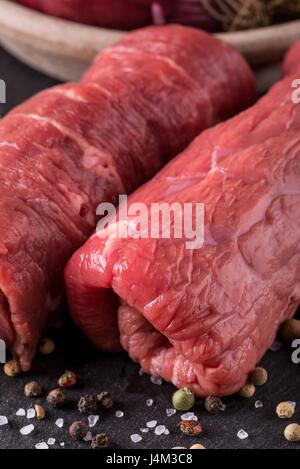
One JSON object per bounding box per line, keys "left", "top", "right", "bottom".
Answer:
{"left": 0, "top": 0, "right": 299, "bottom": 86}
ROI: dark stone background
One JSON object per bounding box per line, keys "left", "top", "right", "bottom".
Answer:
{"left": 0, "top": 47, "right": 299, "bottom": 450}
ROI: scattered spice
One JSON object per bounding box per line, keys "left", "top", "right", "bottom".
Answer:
{"left": 249, "top": 367, "right": 268, "bottom": 386}
{"left": 39, "top": 338, "right": 55, "bottom": 355}
{"left": 239, "top": 383, "right": 256, "bottom": 398}
{"left": 55, "top": 418, "right": 64, "bottom": 428}
{"left": 78, "top": 394, "right": 98, "bottom": 414}
{"left": 172, "top": 388, "right": 195, "bottom": 412}
{"left": 97, "top": 391, "right": 114, "bottom": 409}
{"left": 69, "top": 421, "right": 88, "bottom": 441}
{"left": 190, "top": 443, "right": 206, "bottom": 449}
{"left": 204, "top": 396, "right": 225, "bottom": 414}
{"left": 237, "top": 429, "right": 249, "bottom": 440}
{"left": 281, "top": 319, "right": 300, "bottom": 343}
{"left": 35, "top": 404, "right": 46, "bottom": 421}
{"left": 3, "top": 360, "right": 21, "bottom": 377}
{"left": 179, "top": 420, "right": 202, "bottom": 437}
{"left": 91, "top": 433, "right": 110, "bottom": 449}
{"left": 130, "top": 434, "right": 142, "bottom": 444}
{"left": 284, "top": 423, "right": 300, "bottom": 442}
{"left": 58, "top": 370, "right": 77, "bottom": 388}
{"left": 20, "top": 424, "right": 34, "bottom": 435}
{"left": 0, "top": 416, "right": 8, "bottom": 426}
{"left": 276, "top": 402, "right": 295, "bottom": 419}
{"left": 47, "top": 389, "right": 66, "bottom": 408}
{"left": 24, "top": 381, "right": 42, "bottom": 398}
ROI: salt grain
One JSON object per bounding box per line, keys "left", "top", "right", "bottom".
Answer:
{"left": 166, "top": 408, "right": 176, "bottom": 417}
{"left": 139, "top": 368, "right": 145, "bottom": 376}
{"left": 131, "top": 434, "right": 142, "bottom": 443}
{"left": 181, "top": 412, "right": 198, "bottom": 421}
{"left": 47, "top": 438, "right": 56, "bottom": 446}
{"left": 116, "top": 411, "right": 124, "bottom": 418}
{"left": 0, "top": 416, "right": 8, "bottom": 426}
{"left": 16, "top": 408, "right": 26, "bottom": 417}
{"left": 27, "top": 408, "right": 35, "bottom": 419}
{"left": 83, "top": 431, "right": 93, "bottom": 442}
{"left": 255, "top": 400, "right": 263, "bottom": 409}
{"left": 147, "top": 420, "right": 157, "bottom": 428}
{"left": 20, "top": 424, "right": 34, "bottom": 435}
{"left": 146, "top": 399, "right": 154, "bottom": 407}
{"left": 55, "top": 418, "right": 64, "bottom": 428}
{"left": 35, "top": 442, "right": 49, "bottom": 450}
{"left": 88, "top": 415, "right": 99, "bottom": 428}
{"left": 150, "top": 376, "right": 162, "bottom": 385}
{"left": 140, "top": 428, "right": 149, "bottom": 433}
{"left": 237, "top": 429, "right": 249, "bottom": 440}
{"left": 164, "top": 429, "right": 170, "bottom": 436}
{"left": 60, "top": 442, "right": 65, "bottom": 447}
{"left": 155, "top": 425, "right": 166, "bottom": 436}
{"left": 270, "top": 340, "right": 282, "bottom": 352}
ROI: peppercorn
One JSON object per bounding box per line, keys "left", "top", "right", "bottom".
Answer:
{"left": 3, "top": 359, "right": 21, "bottom": 377}
{"left": 35, "top": 404, "right": 46, "bottom": 421}
{"left": 97, "top": 391, "right": 114, "bottom": 409}
{"left": 204, "top": 396, "right": 225, "bottom": 414}
{"left": 249, "top": 367, "right": 268, "bottom": 386}
{"left": 39, "top": 337, "right": 55, "bottom": 355}
{"left": 239, "top": 383, "right": 256, "bottom": 398}
{"left": 78, "top": 394, "right": 98, "bottom": 414}
{"left": 281, "top": 319, "right": 300, "bottom": 343}
{"left": 58, "top": 370, "right": 77, "bottom": 388}
{"left": 284, "top": 423, "right": 300, "bottom": 442}
{"left": 179, "top": 420, "right": 202, "bottom": 437}
{"left": 190, "top": 443, "right": 206, "bottom": 449}
{"left": 91, "top": 433, "right": 110, "bottom": 449}
{"left": 69, "top": 421, "right": 88, "bottom": 441}
{"left": 47, "top": 389, "right": 66, "bottom": 408}
{"left": 172, "top": 388, "right": 195, "bottom": 412}
{"left": 276, "top": 402, "right": 295, "bottom": 419}
{"left": 24, "top": 381, "right": 43, "bottom": 397}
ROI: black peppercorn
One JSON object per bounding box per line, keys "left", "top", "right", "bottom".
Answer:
{"left": 204, "top": 396, "right": 225, "bottom": 414}
{"left": 97, "top": 391, "right": 114, "bottom": 409}
{"left": 24, "top": 381, "right": 43, "bottom": 397}
{"left": 78, "top": 394, "right": 98, "bottom": 414}
{"left": 91, "top": 433, "right": 110, "bottom": 449}
{"left": 47, "top": 389, "right": 66, "bottom": 408}
{"left": 69, "top": 421, "right": 88, "bottom": 441}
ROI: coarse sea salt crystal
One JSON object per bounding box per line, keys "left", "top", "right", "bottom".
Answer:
{"left": 55, "top": 418, "right": 64, "bottom": 428}
{"left": 255, "top": 400, "right": 263, "bottom": 409}
{"left": 131, "top": 434, "right": 142, "bottom": 443}
{"left": 35, "top": 442, "right": 49, "bottom": 450}
{"left": 237, "top": 429, "right": 249, "bottom": 440}
{"left": 116, "top": 410, "right": 124, "bottom": 418}
{"left": 83, "top": 431, "right": 93, "bottom": 442}
{"left": 181, "top": 412, "right": 198, "bottom": 421}
{"left": 47, "top": 438, "right": 55, "bottom": 446}
{"left": 20, "top": 424, "right": 34, "bottom": 435}
{"left": 27, "top": 408, "right": 35, "bottom": 419}
{"left": 166, "top": 408, "right": 176, "bottom": 417}
{"left": 146, "top": 399, "right": 154, "bottom": 407}
{"left": 139, "top": 368, "right": 145, "bottom": 376}
{"left": 270, "top": 340, "right": 282, "bottom": 352}
{"left": 147, "top": 420, "right": 157, "bottom": 428}
{"left": 150, "top": 376, "right": 162, "bottom": 385}
{"left": 60, "top": 442, "right": 65, "bottom": 447}
{"left": 88, "top": 415, "right": 99, "bottom": 428}
{"left": 0, "top": 416, "right": 8, "bottom": 426}
{"left": 140, "top": 428, "right": 149, "bottom": 433}
{"left": 16, "top": 409, "right": 26, "bottom": 417}
{"left": 164, "top": 429, "right": 170, "bottom": 436}
{"left": 155, "top": 425, "right": 166, "bottom": 436}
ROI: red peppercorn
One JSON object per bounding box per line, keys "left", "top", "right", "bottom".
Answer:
{"left": 58, "top": 370, "right": 77, "bottom": 388}
{"left": 179, "top": 420, "right": 202, "bottom": 437}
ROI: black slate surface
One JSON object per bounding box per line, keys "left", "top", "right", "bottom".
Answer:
{"left": 0, "top": 47, "right": 299, "bottom": 450}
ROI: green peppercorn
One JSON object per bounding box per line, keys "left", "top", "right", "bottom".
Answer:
{"left": 249, "top": 367, "right": 268, "bottom": 386}
{"left": 47, "top": 389, "right": 66, "bottom": 408}
{"left": 172, "top": 388, "right": 195, "bottom": 412}
{"left": 69, "top": 421, "right": 88, "bottom": 441}
{"left": 91, "top": 433, "right": 110, "bottom": 449}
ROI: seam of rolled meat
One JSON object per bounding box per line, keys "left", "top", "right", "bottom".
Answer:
{"left": 0, "top": 25, "right": 255, "bottom": 370}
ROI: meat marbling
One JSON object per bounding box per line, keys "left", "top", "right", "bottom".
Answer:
{"left": 65, "top": 58, "right": 300, "bottom": 396}
{"left": 0, "top": 25, "right": 255, "bottom": 370}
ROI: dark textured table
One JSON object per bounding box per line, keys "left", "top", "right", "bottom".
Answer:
{"left": 0, "top": 47, "right": 299, "bottom": 450}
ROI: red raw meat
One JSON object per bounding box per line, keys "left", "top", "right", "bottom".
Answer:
{"left": 0, "top": 26, "right": 255, "bottom": 370}
{"left": 65, "top": 60, "right": 300, "bottom": 397}
{"left": 283, "top": 40, "right": 300, "bottom": 76}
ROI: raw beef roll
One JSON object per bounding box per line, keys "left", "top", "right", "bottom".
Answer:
{"left": 0, "top": 25, "right": 255, "bottom": 370}
{"left": 65, "top": 59, "right": 300, "bottom": 397}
